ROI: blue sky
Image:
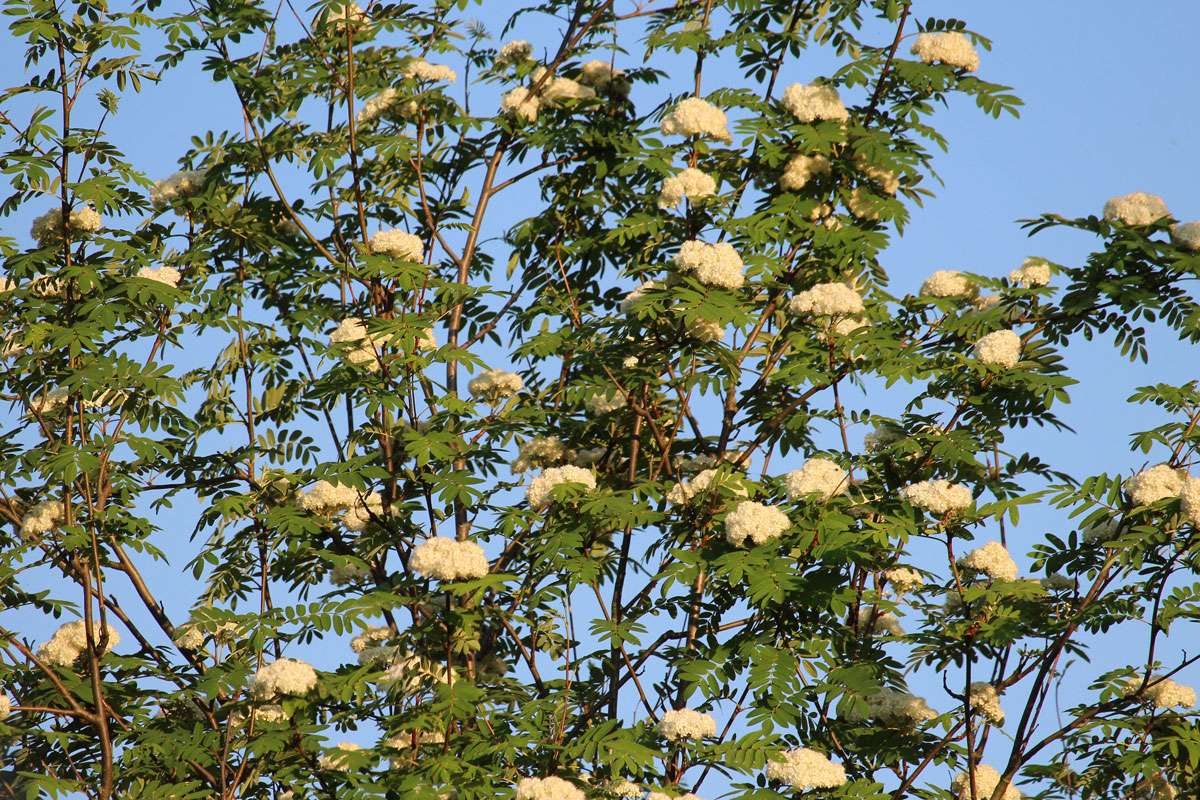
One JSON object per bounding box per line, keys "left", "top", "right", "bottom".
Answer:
{"left": 3, "top": 0, "right": 1200, "bottom": 794}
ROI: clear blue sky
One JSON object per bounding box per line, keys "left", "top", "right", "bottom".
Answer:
{"left": 3, "top": 0, "right": 1200, "bottom": 792}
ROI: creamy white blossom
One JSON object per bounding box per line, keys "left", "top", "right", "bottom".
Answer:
{"left": 579, "top": 59, "right": 625, "bottom": 90}
{"left": 384, "top": 729, "right": 445, "bottom": 751}
{"left": 20, "top": 499, "right": 63, "bottom": 539}
{"left": 38, "top": 620, "right": 120, "bottom": 666}
{"left": 788, "top": 283, "right": 864, "bottom": 317}
{"left": 785, "top": 458, "right": 849, "bottom": 501}
{"left": 299, "top": 479, "right": 360, "bottom": 515}
{"left": 871, "top": 611, "right": 904, "bottom": 637}
{"left": 725, "top": 500, "right": 791, "bottom": 547}
{"left": 951, "top": 764, "right": 1021, "bottom": 800}
{"left": 765, "top": 747, "right": 847, "bottom": 789}
{"left": 404, "top": 59, "right": 456, "bottom": 83}
{"left": 136, "top": 266, "right": 182, "bottom": 288}
{"left": 252, "top": 657, "right": 318, "bottom": 698}
{"left": 1180, "top": 475, "right": 1200, "bottom": 523}
{"left": 501, "top": 86, "right": 541, "bottom": 121}
{"left": 515, "top": 776, "right": 586, "bottom": 800}
{"left": 687, "top": 317, "right": 725, "bottom": 342}
{"left": 884, "top": 566, "right": 924, "bottom": 595}
{"left": 531, "top": 67, "right": 597, "bottom": 106}
{"left": 969, "top": 682, "right": 1005, "bottom": 724}
{"left": 658, "top": 708, "right": 716, "bottom": 740}
{"left": 782, "top": 83, "right": 849, "bottom": 123}
{"left": 1103, "top": 192, "right": 1170, "bottom": 226}
{"left": 513, "top": 435, "right": 570, "bottom": 473}
{"left": 341, "top": 492, "right": 383, "bottom": 532}
{"left": 369, "top": 229, "right": 424, "bottom": 260}
{"left": 410, "top": 537, "right": 489, "bottom": 581}
{"left": 666, "top": 469, "right": 746, "bottom": 505}
{"left": 469, "top": 368, "right": 524, "bottom": 402}
{"left": 527, "top": 465, "right": 597, "bottom": 509}
{"left": 855, "top": 688, "right": 937, "bottom": 725}
{"left": 674, "top": 240, "right": 745, "bottom": 289}
{"left": 620, "top": 280, "right": 657, "bottom": 313}
{"left": 1126, "top": 464, "right": 1185, "bottom": 506}
{"left": 30, "top": 205, "right": 102, "bottom": 244}
{"left": 151, "top": 169, "right": 208, "bottom": 208}
{"left": 327, "top": 317, "right": 380, "bottom": 368}
{"left": 974, "top": 329, "right": 1022, "bottom": 368}
{"left": 780, "top": 154, "right": 831, "bottom": 191}
{"left": 1126, "top": 675, "right": 1197, "bottom": 709}
{"left": 585, "top": 389, "right": 626, "bottom": 415}
{"left": 318, "top": 742, "right": 363, "bottom": 772}
{"left": 958, "top": 541, "right": 1019, "bottom": 581}
{"left": 921, "top": 270, "right": 975, "bottom": 299}
{"left": 1009, "top": 258, "right": 1051, "bottom": 287}
{"left": 1171, "top": 221, "right": 1200, "bottom": 251}
{"left": 899, "top": 479, "right": 973, "bottom": 515}
{"left": 658, "top": 167, "right": 716, "bottom": 209}
{"left": 0, "top": 695, "right": 11, "bottom": 718}
{"left": 661, "top": 97, "right": 731, "bottom": 142}
{"left": 911, "top": 32, "right": 980, "bottom": 71}
{"left": 496, "top": 40, "right": 533, "bottom": 67}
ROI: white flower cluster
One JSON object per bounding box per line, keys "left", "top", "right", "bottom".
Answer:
{"left": 920, "top": 270, "right": 975, "bottom": 299}
{"left": 1133, "top": 773, "right": 1178, "bottom": 800}
{"left": 788, "top": 283, "right": 864, "bottom": 317}
{"left": 369, "top": 229, "right": 424, "bottom": 261}
{"left": 579, "top": 59, "right": 625, "bottom": 91}
{"left": 468, "top": 368, "right": 524, "bottom": 402}
{"left": 883, "top": 566, "right": 923, "bottom": 595}
{"left": 342, "top": 491, "right": 384, "bottom": 532}
{"left": 658, "top": 708, "right": 716, "bottom": 740}
{"left": 30, "top": 205, "right": 102, "bottom": 244}
{"left": 674, "top": 240, "right": 745, "bottom": 289}
{"left": 688, "top": 317, "right": 725, "bottom": 342}
{"left": 782, "top": 83, "right": 849, "bottom": 123}
{"left": 410, "top": 537, "right": 489, "bottom": 581}
{"left": 515, "top": 777, "right": 586, "bottom": 800}
{"left": 647, "top": 794, "right": 700, "bottom": 800}
{"left": 299, "top": 479, "right": 360, "bottom": 515}
{"left": 765, "top": 747, "right": 847, "bottom": 789}
{"left": 969, "top": 682, "right": 1005, "bottom": 724}
{"left": 779, "top": 154, "right": 831, "bottom": 191}
{"left": 1125, "top": 464, "right": 1185, "bottom": 507}
{"left": 899, "top": 479, "right": 973, "bottom": 515}
{"left": 318, "top": 742, "right": 363, "bottom": 772}
{"left": 856, "top": 688, "right": 937, "bottom": 725}
{"left": 496, "top": 40, "right": 532, "bottom": 67}
{"left": 951, "top": 764, "right": 1021, "bottom": 800}
{"left": 911, "top": 31, "right": 980, "bottom": 71}
{"left": 855, "top": 153, "right": 901, "bottom": 194}
{"left": 403, "top": 59, "right": 456, "bottom": 83}
{"left": 1103, "top": 191, "right": 1170, "bottom": 226}
{"left": 1126, "top": 675, "right": 1197, "bottom": 709}
{"left": 38, "top": 620, "right": 120, "bottom": 666}
{"left": 252, "top": 657, "right": 318, "bottom": 698}
{"left": 380, "top": 651, "right": 454, "bottom": 693}
{"left": 1181, "top": 475, "right": 1200, "bottom": 523}
{"left": 958, "top": 541, "right": 1019, "bottom": 582}
{"left": 785, "top": 457, "right": 849, "bottom": 501}
{"left": 175, "top": 620, "right": 241, "bottom": 650}
{"left": 512, "top": 436, "right": 569, "bottom": 473}
{"left": 384, "top": 729, "right": 445, "bottom": 750}
{"left": 620, "top": 280, "right": 657, "bottom": 313}
{"left": 1009, "top": 258, "right": 1051, "bottom": 287}
{"left": 608, "top": 782, "right": 642, "bottom": 799}
{"left": 871, "top": 611, "right": 904, "bottom": 636}
{"left": 500, "top": 86, "right": 542, "bottom": 122}
{"left": 666, "top": 469, "right": 747, "bottom": 505}
{"left": 151, "top": 169, "right": 208, "bottom": 208}
{"left": 328, "top": 317, "right": 380, "bottom": 368}
{"left": 974, "top": 329, "right": 1021, "bottom": 368}
{"left": 658, "top": 167, "right": 716, "bottom": 209}
{"left": 0, "top": 695, "right": 11, "bottom": 718}
{"left": 357, "top": 88, "right": 412, "bottom": 125}
{"left": 20, "top": 499, "right": 64, "bottom": 539}
{"left": 350, "top": 626, "right": 392, "bottom": 664}
{"left": 527, "top": 465, "right": 597, "bottom": 508}
{"left": 1172, "top": 221, "right": 1200, "bottom": 251}
{"left": 661, "top": 97, "right": 731, "bottom": 142}
{"left": 725, "top": 500, "right": 791, "bottom": 547}
{"left": 137, "top": 266, "right": 182, "bottom": 288}
{"left": 585, "top": 389, "right": 626, "bottom": 415}
{"left": 533, "top": 67, "right": 597, "bottom": 105}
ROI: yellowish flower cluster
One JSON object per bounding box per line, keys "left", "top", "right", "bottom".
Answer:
{"left": 788, "top": 283, "right": 864, "bottom": 317}
{"left": 1103, "top": 191, "right": 1170, "bottom": 226}
{"left": 974, "top": 329, "right": 1021, "bottom": 367}
{"left": 30, "top": 205, "right": 102, "bottom": 244}
{"left": 1125, "top": 464, "right": 1185, "bottom": 507}
{"left": 782, "top": 83, "right": 849, "bottom": 123}
{"left": 658, "top": 167, "right": 716, "bottom": 209}
{"left": 666, "top": 469, "right": 747, "bottom": 505}
{"left": 765, "top": 747, "right": 847, "bottom": 789}
{"left": 951, "top": 764, "right": 1021, "bottom": 800}
{"left": 1009, "top": 258, "right": 1051, "bottom": 287}
{"left": 468, "top": 368, "right": 524, "bottom": 402}
{"left": 854, "top": 688, "right": 937, "bottom": 725}
{"left": 724, "top": 500, "right": 791, "bottom": 547}
{"left": 1125, "top": 675, "right": 1197, "bottom": 709}
{"left": 342, "top": 491, "right": 384, "bottom": 531}
{"left": 527, "top": 465, "right": 597, "bottom": 508}
{"left": 899, "top": 479, "right": 973, "bottom": 515}
{"left": 20, "top": 499, "right": 64, "bottom": 539}
{"left": 38, "top": 620, "right": 120, "bottom": 666}
{"left": 369, "top": 229, "right": 424, "bottom": 261}
{"left": 674, "top": 240, "right": 745, "bottom": 289}
{"left": 969, "top": 682, "right": 1005, "bottom": 724}
{"left": 410, "top": 537, "right": 489, "bottom": 580}
{"left": 585, "top": 389, "right": 626, "bottom": 415}
{"left": 785, "top": 457, "right": 849, "bottom": 501}
{"left": 496, "top": 40, "right": 533, "bottom": 67}
{"left": 512, "top": 435, "right": 569, "bottom": 473}
{"left": 780, "top": 154, "right": 831, "bottom": 191}
{"left": 318, "top": 742, "right": 363, "bottom": 772}
{"left": 137, "top": 266, "right": 182, "bottom": 287}
{"left": 151, "top": 169, "right": 208, "bottom": 208}
{"left": 658, "top": 708, "right": 716, "bottom": 740}
{"left": 958, "top": 541, "right": 1019, "bottom": 582}
{"left": 911, "top": 32, "right": 980, "bottom": 72}
{"left": 661, "top": 97, "right": 731, "bottom": 142}
{"left": 920, "top": 269, "right": 975, "bottom": 299}
{"left": 1172, "top": 221, "right": 1200, "bottom": 251}
{"left": 252, "top": 657, "right": 318, "bottom": 698}
{"left": 884, "top": 566, "right": 924, "bottom": 595}
{"left": 299, "top": 479, "right": 361, "bottom": 515}
{"left": 403, "top": 59, "right": 457, "bottom": 83}
{"left": 515, "top": 776, "right": 586, "bottom": 800}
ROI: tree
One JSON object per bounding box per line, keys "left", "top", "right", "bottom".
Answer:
{"left": 0, "top": 1, "right": 1198, "bottom": 799}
